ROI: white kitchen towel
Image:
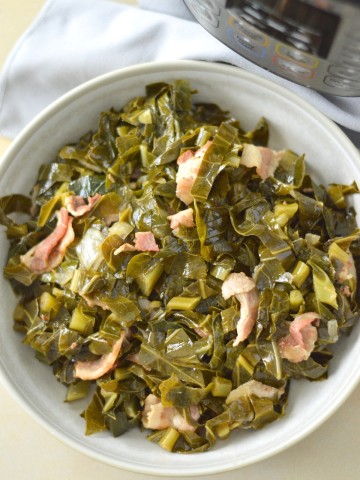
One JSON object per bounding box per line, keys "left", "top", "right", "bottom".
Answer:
{"left": 0, "top": 0, "right": 360, "bottom": 140}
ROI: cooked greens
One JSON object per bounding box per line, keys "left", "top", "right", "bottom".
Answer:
{"left": 1, "top": 80, "right": 360, "bottom": 453}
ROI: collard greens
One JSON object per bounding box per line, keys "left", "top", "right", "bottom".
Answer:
{"left": 1, "top": 80, "right": 360, "bottom": 453}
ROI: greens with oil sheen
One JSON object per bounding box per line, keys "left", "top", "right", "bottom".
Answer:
{"left": 1, "top": 80, "right": 360, "bottom": 453}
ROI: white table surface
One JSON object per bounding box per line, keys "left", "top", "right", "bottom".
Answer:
{"left": 0, "top": 1, "right": 359, "bottom": 479}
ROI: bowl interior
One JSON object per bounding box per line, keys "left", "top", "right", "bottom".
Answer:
{"left": 1, "top": 61, "right": 360, "bottom": 476}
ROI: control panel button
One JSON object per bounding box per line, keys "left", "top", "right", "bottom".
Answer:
{"left": 276, "top": 44, "right": 319, "bottom": 68}
{"left": 227, "top": 27, "right": 267, "bottom": 58}
{"left": 287, "top": 38, "right": 311, "bottom": 52}
{"left": 273, "top": 56, "right": 315, "bottom": 79}
{"left": 324, "top": 76, "right": 360, "bottom": 90}
{"left": 229, "top": 16, "right": 269, "bottom": 45}
{"left": 239, "top": 12, "right": 265, "bottom": 29}
{"left": 328, "top": 65, "right": 360, "bottom": 80}
{"left": 185, "top": 0, "right": 220, "bottom": 28}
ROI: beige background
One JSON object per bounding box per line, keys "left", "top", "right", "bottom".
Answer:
{"left": 0, "top": 1, "right": 360, "bottom": 479}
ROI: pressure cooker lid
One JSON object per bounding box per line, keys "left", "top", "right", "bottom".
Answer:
{"left": 183, "top": 0, "right": 360, "bottom": 96}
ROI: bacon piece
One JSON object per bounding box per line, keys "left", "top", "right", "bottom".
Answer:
{"left": 74, "top": 331, "right": 126, "bottom": 380}
{"left": 221, "top": 272, "right": 259, "bottom": 346}
{"left": 337, "top": 251, "right": 356, "bottom": 283}
{"left": 114, "top": 231, "right": 159, "bottom": 254}
{"left": 64, "top": 193, "right": 101, "bottom": 217}
{"left": 47, "top": 216, "right": 75, "bottom": 268}
{"left": 329, "top": 241, "right": 357, "bottom": 297}
{"left": 226, "top": 379, "right": 284, "bottom": 404}
{"left": 20, "top": 208, "right": 74, "bottom": 274}
{"left": 241, "top": 144, "right": 284, "bottom": 180}
{"left": 175, "top": 141, "right": 212, "bottom": 205}
{"left": 167, "top": 208, "right": 195, "bottom": 233}
{"left": 114, "top": 243, "right": 137, "bottom": 253}
{"left": 336, "top": 251, "right": 356, "bottom": 297}
{"left": 142, "top": 394, "right": 200, "bottom": 432}
{"left": 278, "top": 312, "right": 320, "bottom": 363}
{"left": 134, "top": 231, "right": 159, "bottom": 251}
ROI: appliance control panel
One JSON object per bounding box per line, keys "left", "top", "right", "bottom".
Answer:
{"left": 183, "top": 0, "right": 360, "bottom": 96}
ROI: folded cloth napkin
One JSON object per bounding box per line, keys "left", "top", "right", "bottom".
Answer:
{"left": 1, "top": 0, "right": 360, "bottom": 145}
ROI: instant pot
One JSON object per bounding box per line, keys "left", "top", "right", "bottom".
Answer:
{"left": 183, "top": 0, "right": 360, "bottom": 96}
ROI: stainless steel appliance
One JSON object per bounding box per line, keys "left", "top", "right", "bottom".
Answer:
{"left": 183, "top": 0, "right": 360, "bottom": 96}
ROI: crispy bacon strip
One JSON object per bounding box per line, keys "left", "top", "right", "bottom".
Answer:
{"left": 222, "top": 272, "right": 259, "bottom": 346}
{"left": 278, "top": 312, "right": 320, "bottom": 363}
{"left": 20, "top": 207, "right": 74, "bottom": 274}
{"left": 142, "top": 394, "right": 200, "bottom": 432}
{"left": 74, "top": 331, "right": 126, "bottom": 380}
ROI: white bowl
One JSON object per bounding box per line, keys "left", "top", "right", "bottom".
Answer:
{"left": 0, "top": 60, "right": 360, "bottom": 476}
